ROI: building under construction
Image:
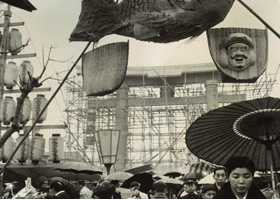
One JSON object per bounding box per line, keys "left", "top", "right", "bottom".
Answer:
{"left": 63, "top": 62, "right": 278, "bottom": 174}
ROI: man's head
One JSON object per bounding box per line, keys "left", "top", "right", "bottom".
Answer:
{"left": 152, "top": 181, "right": 167, "bottom": 194}
{"left": 201, "top": 184, "right": 217, "bottom": 199}
{"left": 225, "top": 156, "right": 255, "bottom": 198}
{"left": 213, "top": 167, "right": 227, "bottom": 187}
{"left": 130, "top": 181, "right": 141, "bottom": 196}
{"left": 219, "top": 33, "right": 256, "bottom": 72}
{"left": 50, "top": 181, "right": 64, "bottom": 193}
{"left": 183, "top": 179, "right": 197, "bottom": 194}
{"left": 95, "top": 181, "right": 115, "bottom": 199}
{"left": 258, "top": 180, "right": 274, "bottom": 199}
{"left": 78, "top": 180, "right": 86, "bottom": 187}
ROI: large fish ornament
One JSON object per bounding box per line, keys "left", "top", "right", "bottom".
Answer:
{"left": 70, "top": 0, "right": 235, "bottom": 43}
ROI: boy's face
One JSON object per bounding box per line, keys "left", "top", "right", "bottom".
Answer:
{"left": 184, "top": 183, "right": 196, "bottom": 194}
{"left": 214, "top": 169, "right": 227, "bottom": 186}
{"left": 131, "top": 186, "right": 140, "bottom": 195}
{"left": 202, "top": 190, "right": 217, "bottom": 199}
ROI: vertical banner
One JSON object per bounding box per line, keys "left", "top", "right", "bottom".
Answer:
{"left": 207, "top": 28, "right": 268, "bottom": 83}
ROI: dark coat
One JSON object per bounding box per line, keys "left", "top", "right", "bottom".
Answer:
{"left": 179, "top": 193, "right": 201, "bottom": 199}
{"left": 214, "top": 182, "right": 266, "bottom": 199}
{"left": 46, "top": 191, "right": 69, "bottom": 199}
{"left": 48, "top": 177, "right": 80, "bottom": 199}
{"left": 152, "top": 192, "right": 168, "bottom": 199}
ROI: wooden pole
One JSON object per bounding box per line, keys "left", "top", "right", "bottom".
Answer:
{"left": 0, "top": 6, "right": 11, "bottom": 198}
{"left": 267, "top": 147, "right": 278, "bottom": 199}
{"left": 238, "top": 0, "right": 280, "bottom": 39}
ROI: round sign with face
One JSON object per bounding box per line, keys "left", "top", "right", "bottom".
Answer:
{"left": 207, "top": 28, "right": 268, "bottom": 83}
{"left": 219, "top": 33, "right": 256, "bottom": 72}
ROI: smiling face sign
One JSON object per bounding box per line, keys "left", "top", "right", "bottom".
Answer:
{"left": 219, "top": 33, "right": 256, "bottom": 72}
{"left": 207, "top": 28, "right": 268, "bottom": 83}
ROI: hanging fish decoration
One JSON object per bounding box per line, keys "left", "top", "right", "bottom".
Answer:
{"left": 70, "top": 0, "right": 235, "bottom": 43}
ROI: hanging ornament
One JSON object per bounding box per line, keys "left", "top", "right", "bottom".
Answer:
{"left": 207, "top": 27, "right": 268, "bottom": 83}
{"left": 0, "top": 96, "right": 16, "bottom": 125}
{"left": 4, "top": 61, "right": 18, "bottom": 89}
{"left": 14, "top": 134, "right": 30, "bottom": 163}
{"left": 19, "top": 97, "right": 32, "bottom": 124}
{"left": 9, "top": 28, "right": 22, "bottom": 55}
{"left": 32, "top": 94, "right": 48, "bottom": 123}
{"left": 19, "top": 60, "right": 34, "bottom": 85}
{"left": 30, "top": 133, "right": 45, "bottom": 164}
{"left": 1, "top": 137, "right": 14, "bottom": 163}
{"left": 49, "top": 134, "right": 64, "bottom": 163}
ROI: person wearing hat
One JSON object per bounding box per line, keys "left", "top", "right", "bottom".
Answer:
{"left": 46, "top": 181, "right": 69, "bottom": 199}
{"left": 200, "top": 184, "right": 217, "bottom": 199}
{"left": 150, "top": 181, "right": 168, "bottom": 199}
{"left": 78, "top": 180, "right": 92, "bottom": 199}
{"left": 215, "top": 156, "right": 266, "bottom": 199}
{"left": 128, "top": 181, "right": 148, "bottom": 199}
{"left": 219, "top": 32, "right": 256, "bottom": 72}
{"left": 178, "top": 179, "right": 200, "bottom": 199}
{"left": 92, "top": 181, "right": 115, "bottom": 199}
{"left": 110, "top": 180, "right": 122, "bottom": 199}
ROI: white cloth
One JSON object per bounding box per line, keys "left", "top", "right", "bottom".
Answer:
{"left": 79, "top": 186, "right": 92, "bottom": 199}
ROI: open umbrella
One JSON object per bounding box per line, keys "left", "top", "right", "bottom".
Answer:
{"left": 104, "top": 171, "right": 133, "bottom": 182}
{"left": 53, "top": 161, "right": 102, "bottom": 175}
{"left": 198, "top": 173, "right": 215, "bottom": 184}
{"left": 121, "top": 172, "right": 154, "bottom": 193}
{"left": 186, "top": 97, "right": 280, "bottom": 196}
{"left": 179, "top": 172, "right": 204, "bottom": 182}
{"left": 163, "top": 171, "right": 182, "bottom": 178}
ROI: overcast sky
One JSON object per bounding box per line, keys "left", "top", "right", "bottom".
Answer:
{"left": 1, "top": 0, "right": 280, "bottom": 134}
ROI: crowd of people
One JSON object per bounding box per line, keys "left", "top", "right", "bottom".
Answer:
{"left": 4, "top": 156, "right": 276, "bottom": 199}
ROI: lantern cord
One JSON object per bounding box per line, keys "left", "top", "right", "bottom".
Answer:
{"left": 238, "top": 0, "right": 280, "bottom": 40}
{"left": 0, "top": 41, "right": 92, "bottom": 175}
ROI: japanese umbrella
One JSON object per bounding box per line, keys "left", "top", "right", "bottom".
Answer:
{"left": 121, "top": 172, "right": 154, "bottom": 193}
{"left": 104, "top": 171, "right": 133, "bottom": 182}
{"left": 186, "top": 97, "right": 280, "bottom": 195}
{"left": 53, "top": 161, "right": 102, "bottom": 175}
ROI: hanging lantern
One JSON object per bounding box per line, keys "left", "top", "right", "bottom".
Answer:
{"left": 9, "top": 28, "right": 22, "bottom": 55}
{"left": 19, "top": 60, "right": 34, "bottom": 85}
{"left": 1, "top": 137, "right": 14, "bottom": 163}
{"left": 0, "top": 96, "right": 16, "bottom": 125}
{"left": 4, "top": 61, "right": 18, "bottom": 89}
{"left": 19, "top": 97, "right": 32, "bottom": 124}
{"left": 49, "top": 134, "right": 64, "bottom": 163}
{"left": 32, "top": 94, "right": 48, "bottom": 123}
{"left": 30, "top": 133, "right": 45, "bottom": 164}
{"left": 14, "top": 134, "right": 30, "bottom": 163}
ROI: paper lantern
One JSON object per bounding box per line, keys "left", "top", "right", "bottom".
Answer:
{"left": 19, "top": 60, "right": 34, "bottom": 85}
{"left": 4, "top": 61, "right": 18, "bottom": 89}
{"left": 1, "top": 137, "right": 14, "bottom": 163}
{"left": 19, "top": 97, "right": 32, "bottom": 124}
{"left": 14, "top": 134, "right": 30, "bottom": 163}
{"left": 49, "top": 134, "right": 64, "bottom": 163}
{"left": 9, "top": 28, "right": 22, "bottom": 55}
{"left": 30, "top": 133, "right": 45, "bottom": 164}
{"left": 0, "top": 96, "right": 16, "bottom": 125}
{"left": 32, "top": 94, "right": 48, "bottom": 123}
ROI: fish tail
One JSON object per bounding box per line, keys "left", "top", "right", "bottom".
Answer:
{"left": 70, "top": 0, "right": 121, "bottom": 42}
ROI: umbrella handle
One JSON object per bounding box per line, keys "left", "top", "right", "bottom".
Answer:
{"left": 267, "top": 147, "right": 278, "bottom": 198}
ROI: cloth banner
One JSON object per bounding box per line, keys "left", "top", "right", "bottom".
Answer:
{"left": 207, "top": 28, "right": 268, "bottom": 83}
{"left": 82, "top": 41, "right": 129, "bottom": 96}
